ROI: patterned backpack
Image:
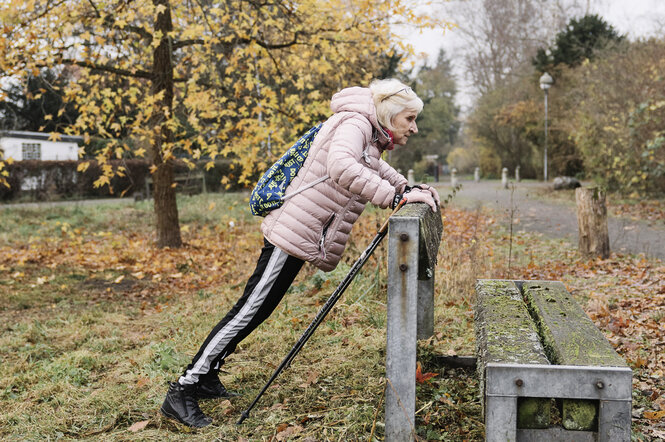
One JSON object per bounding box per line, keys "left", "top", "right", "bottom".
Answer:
{"left": 249, "top": 123, "right": 324, "bottom": 216}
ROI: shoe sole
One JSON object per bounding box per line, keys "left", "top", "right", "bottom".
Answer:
{"left": 160, "top": 406, "right": 211, "bottom": 428}
{"left": 196, "top": 392, "right": 238, "bottom": 400}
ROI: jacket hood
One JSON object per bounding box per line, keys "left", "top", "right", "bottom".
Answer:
{"left": 330, "top": 87, "right": 392, "bottom": 149}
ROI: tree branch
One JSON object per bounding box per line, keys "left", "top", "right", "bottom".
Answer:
{"left": 173, "top": 32, "right": 299, "bottom": 51}
{"left": 57, "top": 58, "right": 153, "bottom": 79}
{"left": 237, "top": 32, "right": 300, "bottom": 50}
{"left": 172, "top": 39, "right": 205, "bottom": 50}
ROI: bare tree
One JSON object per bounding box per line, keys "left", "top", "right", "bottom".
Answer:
{"left": 444, "top": 0, "right": 587, "bottom": 95}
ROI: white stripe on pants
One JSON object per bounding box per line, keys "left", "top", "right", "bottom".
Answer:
{"left": 179, "top": 245, "right": 289, "bottom": 385}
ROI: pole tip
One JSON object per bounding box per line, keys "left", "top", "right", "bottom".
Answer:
{"left": 236, "top": 411, "right": 250, "bottom": 426}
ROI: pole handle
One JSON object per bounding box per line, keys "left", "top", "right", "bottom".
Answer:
{"left": 379, "top": 198, "right": 406, "bottom": 234}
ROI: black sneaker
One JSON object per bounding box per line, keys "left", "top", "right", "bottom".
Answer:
{"left": 195, "top": 373, "right": 239, "bottom": 400}
{"left": 160, "top": 381, "right": 212, "bottom": 428}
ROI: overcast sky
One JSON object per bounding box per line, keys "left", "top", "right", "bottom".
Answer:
{"left": 405, "top": 0, "right": 665, "bottom": 110}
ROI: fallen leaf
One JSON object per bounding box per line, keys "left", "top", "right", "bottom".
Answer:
{"left": 644, "top": 410, "right": 665, "bottom": 420}
{"left": 416, "top": 362, "right": 438, "bottom": 384}
{"left": 128, "top": 420, "right": 149, "bottom": 432}
{"left": 299, "top": 370, "right": 319, "bottom": 388}
{"left": 276, "top": 424, "right": 303, "bottom": 441}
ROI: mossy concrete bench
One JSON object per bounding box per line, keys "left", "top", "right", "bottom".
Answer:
{"left": 475, "top": 280, "right": 632, "bottom": 441}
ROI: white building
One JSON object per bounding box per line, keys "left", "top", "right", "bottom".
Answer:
{"left": 0, "top": 131, "right": 82, "bottom": 161}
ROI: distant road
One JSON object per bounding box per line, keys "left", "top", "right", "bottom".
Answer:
{"left": 442, "top": 180, "right": 665, "bottom": 261}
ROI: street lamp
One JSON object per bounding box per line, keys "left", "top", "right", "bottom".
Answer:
{"left": 539, "top": 72, "right": 553, "bottom": 181}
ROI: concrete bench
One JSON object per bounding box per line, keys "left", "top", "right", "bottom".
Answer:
{"left": 475, "top": 279, "right": 632, "bottom": 441}
{"left": 385, "top": 203, "right": 443, "bottom": 441}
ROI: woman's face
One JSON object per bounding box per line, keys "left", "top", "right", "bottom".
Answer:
{"left": 391, "top": 109, "right": 419, "bottom": 145}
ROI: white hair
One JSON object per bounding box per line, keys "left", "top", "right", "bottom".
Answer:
{"left": 369, "top": 78, "right": 424, "bottom": 131}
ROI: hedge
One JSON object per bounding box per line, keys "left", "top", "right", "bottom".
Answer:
{"left": 0, "top": 159, "right": 251, "bottom": 202}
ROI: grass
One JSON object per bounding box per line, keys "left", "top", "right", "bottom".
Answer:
{"left": 1, "top": 190, "right": 662, "bottom": 440}
{"left": 0, "top": 192, "right": 489, "bottom": 440}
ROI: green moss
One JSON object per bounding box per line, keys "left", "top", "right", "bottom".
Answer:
{"left": 522, "top": 281, "right": 626, "bottom": 367}
{"left": 562, "top": 399, "right": 598, "bottom": 431}
{"left": 475, "top": 280, "right": 549, "bottom": 365}
{"left": 517, "top": 397, "right": 551, "bottom": 429}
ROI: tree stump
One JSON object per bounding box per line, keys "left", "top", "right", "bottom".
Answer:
{"left": 575, "top": 187, "right": 609, "bottom": 259}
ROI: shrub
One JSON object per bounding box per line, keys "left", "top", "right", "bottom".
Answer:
{"left": 478, "top": 147, "right": 502, "bottom": 178}
{"left": 566, "top": 39, "right": 665, "bottom": 195}
{"left": 447, "top": 146, "right": 478, "bottom": 174}
{"left": 0, "top": 159, "right": 252, "bottom": 202}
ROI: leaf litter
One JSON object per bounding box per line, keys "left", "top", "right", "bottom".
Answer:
{"left": 0, "top": 195, "right": 662, "bottom": 439}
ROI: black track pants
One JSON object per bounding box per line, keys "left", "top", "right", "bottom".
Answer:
{"left": 179, "top": 238, "right": 305, "bottom": 385}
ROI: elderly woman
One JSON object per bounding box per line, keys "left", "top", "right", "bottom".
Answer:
{"left": 161, "top": 78, "right": 439, "bottom": 428}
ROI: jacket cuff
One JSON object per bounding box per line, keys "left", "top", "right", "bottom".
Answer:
{"left": 391, "top": 193, "right": 403, "bottom": 209}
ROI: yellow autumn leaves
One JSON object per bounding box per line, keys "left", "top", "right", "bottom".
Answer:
{"left": 0, "top": 0, "right": 452, "bottom": 190}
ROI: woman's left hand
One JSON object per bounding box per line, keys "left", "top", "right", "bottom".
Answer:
{"left": 416, "top": 184, "right": 440, "bottom": 206}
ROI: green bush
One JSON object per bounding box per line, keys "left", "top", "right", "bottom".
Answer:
{"left": 566, "top": 39, "right": 665, "bottom": 195}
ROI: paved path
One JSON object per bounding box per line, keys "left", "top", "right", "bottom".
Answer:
{"left": 440, "top": 180, "right": 665, "bottom": 261}
{"left": 4, "top": 184, "right": 663, "bottom": 261}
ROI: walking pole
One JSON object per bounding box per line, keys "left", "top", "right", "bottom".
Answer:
{"left": 237, "top": 199, "right": 406, "bottom": 425}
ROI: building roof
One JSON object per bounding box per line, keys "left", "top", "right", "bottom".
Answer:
{"left": 0, "top": 130, "right": 83, "bottom": 144}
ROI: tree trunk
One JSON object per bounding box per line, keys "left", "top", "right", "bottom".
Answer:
{"left": 575, "top": 187, "right": 609, "bottom": 259}
{"left": 150, "top": 0, "right": 181, "bottom": 248}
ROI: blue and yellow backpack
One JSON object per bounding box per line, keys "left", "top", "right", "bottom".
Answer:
{"left": 249, "top": 123, "right": 323, "bottom": 216}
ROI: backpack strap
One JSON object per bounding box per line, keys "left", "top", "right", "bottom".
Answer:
{"left": 280, "top": 112, "right": 366, "bottom": 202}
{"left": 280, "top": 174, "right": 329, "bottom": 202}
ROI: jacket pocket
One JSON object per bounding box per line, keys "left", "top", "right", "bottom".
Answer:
{"left": 318, "top": 213, "right": 336, "bottom": 259}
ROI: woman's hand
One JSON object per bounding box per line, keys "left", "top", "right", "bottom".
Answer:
{"left": 416, "top": 184, "right": 440, "bottom": 206}
{"left": 403, "top": 188, "right": 437, "bottom": 212}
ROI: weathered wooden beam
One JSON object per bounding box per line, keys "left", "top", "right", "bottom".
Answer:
{"left": 475, "top": 280, "right": 551, "bottom": 431}
{"left": 393, "top": 203, "right": 443, "bottom": 280}
{"left": 522, "top": 281, "right": 627, "bottom": 431}
{"left": 394, "top": 203, "right": 443, "bottom": 340}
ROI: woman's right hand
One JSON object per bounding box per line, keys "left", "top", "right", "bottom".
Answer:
{"left": 403, "top": 188, "right": 437, "bottom": 212}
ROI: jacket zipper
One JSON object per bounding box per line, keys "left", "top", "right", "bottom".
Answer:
{"left": 318, "top": 213, "right": 336, "bottom": 259}
{"left": 362, "top": 145, "right": 371, "bottom": 164}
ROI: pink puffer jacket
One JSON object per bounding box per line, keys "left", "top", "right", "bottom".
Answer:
{"left": 261, "top": 86, "right": 408, "bottom": 271}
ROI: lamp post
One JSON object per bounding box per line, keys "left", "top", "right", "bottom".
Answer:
{"left": 539, "top": 72, "right": 553, "bottom": 181}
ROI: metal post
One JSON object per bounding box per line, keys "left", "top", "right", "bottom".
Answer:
{"left": 486, "top": 396, "right": 518, "bottom": 442}
{"left": 386, "top": 215, "right": 420, "bottom": 441}
{"left": 598, "top": 400, "right": 632, "bottom": 441}
{"left": 540, "top": 72, "right": 553, "bottom": 182}
{"left": 544, "top": 89, "right": 549, "bottom": 182}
